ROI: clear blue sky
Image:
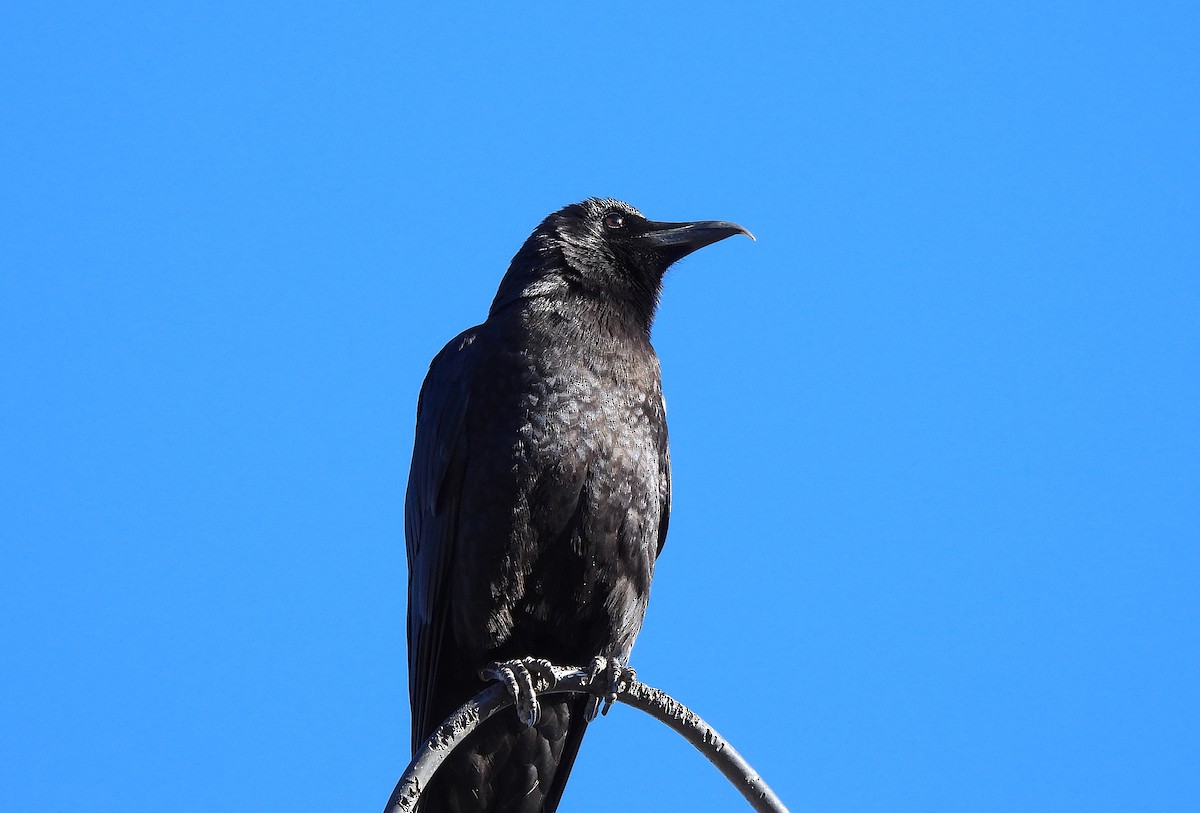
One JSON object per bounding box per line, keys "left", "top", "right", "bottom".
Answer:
{"left": 2, "top": 3, "right": 1197, "bottom": 811}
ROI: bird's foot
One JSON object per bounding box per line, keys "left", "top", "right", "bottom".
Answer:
{"left": 584, "top": 655, "right": 636, "bottom": 721}
{"left": 480, "top": 657, "right": 558, "bottom": 727}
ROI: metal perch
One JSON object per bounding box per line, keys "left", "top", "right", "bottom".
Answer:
{"left": 383, "top": 664, "right": 791, "bottom": 813}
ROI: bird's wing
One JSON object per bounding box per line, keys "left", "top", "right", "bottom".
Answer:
{"left": 656, "top": 407, "right": 672, "bottom": 558}
{"left": 405, "top": 331, "right": 475, "bottom": 751}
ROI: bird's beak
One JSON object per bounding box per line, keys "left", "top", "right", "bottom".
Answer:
{"left": 639, "top": 219, "right": 755, "bottom": 262}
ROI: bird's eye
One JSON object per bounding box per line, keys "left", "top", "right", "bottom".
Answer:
{"left": 603, "top": 212, "right": 626, "bottom": 230}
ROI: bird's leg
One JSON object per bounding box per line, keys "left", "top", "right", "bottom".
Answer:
{"left": 479, "top": 657, "right": 558, "bottom": 727}
{"left": 584, "top": 655, "right": 637, "bottom": 721}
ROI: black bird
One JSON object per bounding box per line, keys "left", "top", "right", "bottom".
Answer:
{"left": 404, "top": 198, "right": 752, "bottom": 812}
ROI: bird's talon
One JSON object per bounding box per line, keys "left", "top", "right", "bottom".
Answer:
{"left": 525, "top": 658, "right": 558, "bottom": 692}
{"left": 584, "top": 656, "right": 635, "bottom": 718}
{"left": 480, "top": 657, "right": 558, "bottom": 728}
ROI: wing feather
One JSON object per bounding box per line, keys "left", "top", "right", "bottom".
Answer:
{"left": 405, "top": 330, "right": 476, "bottom": 751}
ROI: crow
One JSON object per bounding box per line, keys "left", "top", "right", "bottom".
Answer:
{"left": 404, "top": 198, "right": 752, "bottom": 812}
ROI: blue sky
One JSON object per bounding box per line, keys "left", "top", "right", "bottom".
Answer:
{"left": 2, "top": 2, "right": 1197, "bottom": 811}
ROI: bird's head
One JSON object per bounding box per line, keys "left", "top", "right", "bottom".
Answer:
{"left": 490, "top": 198, "right": 753, "bottom": 333}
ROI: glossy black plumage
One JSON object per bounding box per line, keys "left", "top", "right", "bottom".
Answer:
{"left": 405, "top": 198, "right": 750, "bottom": 812}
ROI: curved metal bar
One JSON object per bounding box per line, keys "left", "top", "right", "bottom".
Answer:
{"left": 383, "top": 666, "right": 790, "bottom": 813}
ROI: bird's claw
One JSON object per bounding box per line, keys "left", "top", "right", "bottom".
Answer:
{"left": 480, "top": 657, "right": 557, "bottom": 727}
{"left": 584, "top": 655, "right": 636, "bottom": 721}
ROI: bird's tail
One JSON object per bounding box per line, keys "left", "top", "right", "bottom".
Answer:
{"left": 420, "top": 694, "right": 591, "bottom": 813}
